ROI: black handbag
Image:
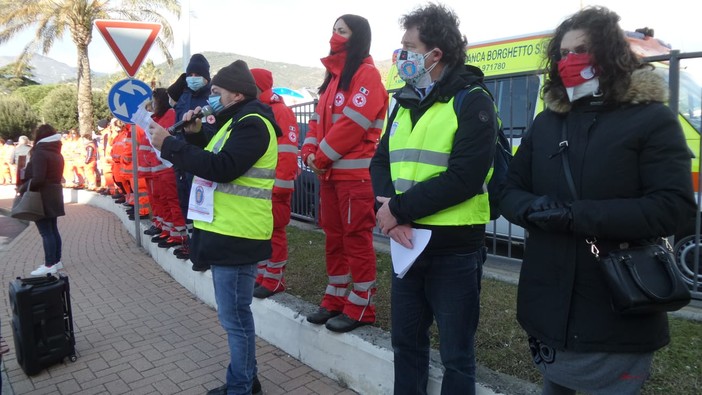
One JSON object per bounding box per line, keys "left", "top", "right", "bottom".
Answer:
{"left": 588, "top": 238, "right": 691, "bottom": 314}
{"left": 559, "top": 122, "right": 691, "bottom": 315}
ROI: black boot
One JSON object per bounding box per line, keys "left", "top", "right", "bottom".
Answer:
{"left": 306, "top": 307, "right": 341, "bottom": 325}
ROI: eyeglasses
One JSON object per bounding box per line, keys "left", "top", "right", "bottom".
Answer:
{"left": 558, "top": 45, "right": 589, "bottom": 60}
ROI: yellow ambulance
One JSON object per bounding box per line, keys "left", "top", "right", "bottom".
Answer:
{"left": 386, "top": 30, "right": 702, "bottom": 287}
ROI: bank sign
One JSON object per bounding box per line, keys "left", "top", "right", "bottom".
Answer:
{"left": 467, "top": 33, "right": 552, "bottom": 77}
{"left": 384, "top": 33, "right": 553, "bottom": 91}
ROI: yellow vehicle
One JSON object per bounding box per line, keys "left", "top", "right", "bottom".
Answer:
{"left": 385, "top": 30, "right": 702, "bottom": 289}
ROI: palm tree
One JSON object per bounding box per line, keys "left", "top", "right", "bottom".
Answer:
{"left": 0, "top": 0, "right": 180, "bottom": 136}
{"left": 137, "top": 60, "right": 164, "bottom": 89}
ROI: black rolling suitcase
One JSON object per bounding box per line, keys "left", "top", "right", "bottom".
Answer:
{"left": 8, "top": 273, "right": 77, "bottom": 375}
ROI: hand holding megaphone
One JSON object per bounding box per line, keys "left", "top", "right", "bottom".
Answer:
{"left": 168, "top": 105, "right": 215, "bottom": 134}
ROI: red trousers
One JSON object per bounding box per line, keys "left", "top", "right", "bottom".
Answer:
{"left": 318, "top": 179, "right": 376, "bottom": 322}
{"left": 123, "top": 175, "right": 150, "bottom": 216}
{"left": 148, "top": 169, "right": 185, "bottom": 236}
{"left": 257, "top": 190, "right": 293, "bottom": 292}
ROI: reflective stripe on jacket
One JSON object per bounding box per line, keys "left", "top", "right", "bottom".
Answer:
{"left": 301, "top": 55, "right": 388, "bottom": 180}
{"left": 194, "top": 114, "right": 278, "bottom": 240}
{"left": 389, "top": 100, "right": 491, "bottom": 225}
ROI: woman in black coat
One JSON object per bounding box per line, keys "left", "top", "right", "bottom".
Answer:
{"left": 499, "top": 7, "right": 697, "bottom": 394}
{"left": 20, "top": 124, "right": 66, "bottom": 276}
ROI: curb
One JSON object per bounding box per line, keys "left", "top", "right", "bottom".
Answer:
{"left": 72, "top": 189, "right": 540, "bottom": 395}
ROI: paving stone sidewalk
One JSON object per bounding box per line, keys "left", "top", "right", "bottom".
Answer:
{"left": 0, "top": 201, "right": 356, "bottom": 395}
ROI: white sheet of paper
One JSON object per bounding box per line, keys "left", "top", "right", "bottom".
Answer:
{"left": 131, "top": 103, "right": 153, "bottom": 131}
{"left": 131, "top": 104, "right": 173, "bottom": 168}
{"left": 390, "top": 228, "right": 432, "bottom": 279}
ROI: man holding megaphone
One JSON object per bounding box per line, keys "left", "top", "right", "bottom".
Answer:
{"left": 149, "top": 59, "right": 281, "bottom": 395}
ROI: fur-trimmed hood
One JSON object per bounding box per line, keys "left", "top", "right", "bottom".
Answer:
{"left": 545, "top": 67, "right": 669, "bottom": 113}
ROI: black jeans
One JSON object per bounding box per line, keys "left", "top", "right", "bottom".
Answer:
{"left": 391, "top": 248, "right": 485, "bottom": 395}
{"left": 35, "top": 217, "right": 62, "bottom": 266}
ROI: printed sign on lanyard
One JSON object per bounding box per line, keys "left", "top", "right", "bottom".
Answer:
{"left": 186, "top": 123, "right": 230, "bottom": 223}
{"left": 187, "top": 176, "right": 217, "bottom": 223}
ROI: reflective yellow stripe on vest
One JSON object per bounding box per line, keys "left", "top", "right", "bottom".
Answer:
{"left": 194, "top": 114, "right": 278, "bottom": 240}
{"left": 388, "top": 97, "right": 491, "bottom": 225}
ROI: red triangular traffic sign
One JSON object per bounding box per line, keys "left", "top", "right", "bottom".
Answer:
{"left": 95, "top": 20, "right": 162, "bottom": 77}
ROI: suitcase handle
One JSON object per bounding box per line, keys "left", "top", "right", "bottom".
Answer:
{"left": 16, "top": 275, "right": 59, "bottom": 287}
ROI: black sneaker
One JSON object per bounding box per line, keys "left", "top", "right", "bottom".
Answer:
{"left": 176, "top": 246, "right": 191, "bottom": 260}
{"left": 143, "top": 226, "right": 161, "bottom": 236}
{"left": 151, "top": 232, "right": 169, "bottom": 243}
{"left": 206, "top": 376, "right": 261, "bottom": 395}
{"left": 206, "top": 384, "right": 227, "bottom": 395}
{"left": 252, "top": 375, "right": 262, "bottom": 395}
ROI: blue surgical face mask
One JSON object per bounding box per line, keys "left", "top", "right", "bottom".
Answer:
{"left": 186, "top": 76, "right": 207, "bottom": 91}
{"left": 207, "top": 95, "right": 224, "bottom": 113}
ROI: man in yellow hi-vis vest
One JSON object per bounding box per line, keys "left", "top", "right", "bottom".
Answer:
{"left": 149, "top": 60, "right": 280, "bottom": 395}
{"left": 370, "top": 4, "right": 499, "bottom": 394}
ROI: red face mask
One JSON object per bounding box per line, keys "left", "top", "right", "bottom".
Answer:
{"left": 329, "top": 33, "right": 348, "bottom": 53}
{"left": 558, "top": 53, "right": 596, "bottom": 87}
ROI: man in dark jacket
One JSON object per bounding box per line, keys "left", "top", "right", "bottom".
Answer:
{"left": 166, "top": 53, "right": 216, "bottom": 262}
{"left": 150, "top": 60, "right": 279, "bottom": 395}
{"left": 370, "top": 4, "right": 497, "bottom": 394}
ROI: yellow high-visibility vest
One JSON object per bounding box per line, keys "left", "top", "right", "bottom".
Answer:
{"left": 388, "top": 98, "right": 491, "bottom": 225}
{"left": 194, "top": 114, "right": 278, "bottom": 240}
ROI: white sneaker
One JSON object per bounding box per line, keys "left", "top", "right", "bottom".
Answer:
{"left": 53, "top": 261, "right": 64, "bottom": 270}
{"left": 30, "top": 263, "right": 60, "bottom": 276}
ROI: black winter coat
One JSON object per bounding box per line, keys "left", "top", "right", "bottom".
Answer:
{"left": 161, "top": 99, "right": 282, "bottom": 266}
{"left": 21, "top": 134, "right": 65, "bottom": 219}
{"left": 499, "top": 67, "right": 697, "bottom": 353}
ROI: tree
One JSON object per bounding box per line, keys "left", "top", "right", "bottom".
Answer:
{"left": 12, "top": 84, "right": 60, "bottom": 114}
{"left": 0, "top": 0, "right": 180, "bottom": 137}
{"left": 39, "top": 85, "right": 79, "bottom": 131}
{"left": 0, "top": 62, "right": 39, "bottom": 94}
{"left": 0, "top": 96, "right": 39, "bottom": 140}
{"left": 92, "top": 90, "right": 111, "bottom": 124}
{"left": 136, "top": 59, "right": 163, "bottom": 89}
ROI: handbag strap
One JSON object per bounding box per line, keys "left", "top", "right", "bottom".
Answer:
{"left": 560, "top": 121, "right": 578, "bottom": 200}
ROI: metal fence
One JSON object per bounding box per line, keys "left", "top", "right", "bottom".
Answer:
{"left": 287, "top": 51, "right": 702, "bottom": 298}
{"left": 289, "top": 100, "right": 320, "bottom": 224}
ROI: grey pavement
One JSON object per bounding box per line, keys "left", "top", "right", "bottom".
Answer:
{"left": 1, "top": 185, "right": 699, "bottom": 395}
{"left": 0, "top": 192, "right": 358, "bottom": 395}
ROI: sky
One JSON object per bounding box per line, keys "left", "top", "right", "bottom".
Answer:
{"left": 1, "top": 0, "right": 701, "bottom": 75}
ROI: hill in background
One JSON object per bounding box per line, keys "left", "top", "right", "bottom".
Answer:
{"left": 2, "top": 52, "right": 395, "bottom": 95}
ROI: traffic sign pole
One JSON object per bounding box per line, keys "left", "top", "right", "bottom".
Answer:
{"left": 131, "top": 123, "right": 141, "bottom": 245}
{"left": 96, "top": 19, "right": 161, "bottom": 245}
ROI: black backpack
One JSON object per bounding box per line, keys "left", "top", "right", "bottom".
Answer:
{"left": 454, "top": 83, "right": 513, "bottom": 220}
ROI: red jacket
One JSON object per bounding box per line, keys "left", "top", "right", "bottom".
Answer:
{"left": 301, "top": 54, "right": 388, "bottom": 181}
{"left": 137, "top": 110, "right": 175, "bottom": 177}
{"left": 259, "top": 88, "right": 299, "bottom": 193}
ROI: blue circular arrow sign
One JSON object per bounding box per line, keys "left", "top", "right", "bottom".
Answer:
{"left": 108, "top": 78, "right": 153, "bottom": 123}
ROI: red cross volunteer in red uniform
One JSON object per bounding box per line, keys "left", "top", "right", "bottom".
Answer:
{"left": 250, "top": 68, "right": 300, "bottom": 299}
{"left": 301, "top": 14, "right": 388, "bottom": 333}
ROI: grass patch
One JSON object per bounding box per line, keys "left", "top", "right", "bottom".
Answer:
{"left": 285, "top": 225, "right": 702, "bottom": 394}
